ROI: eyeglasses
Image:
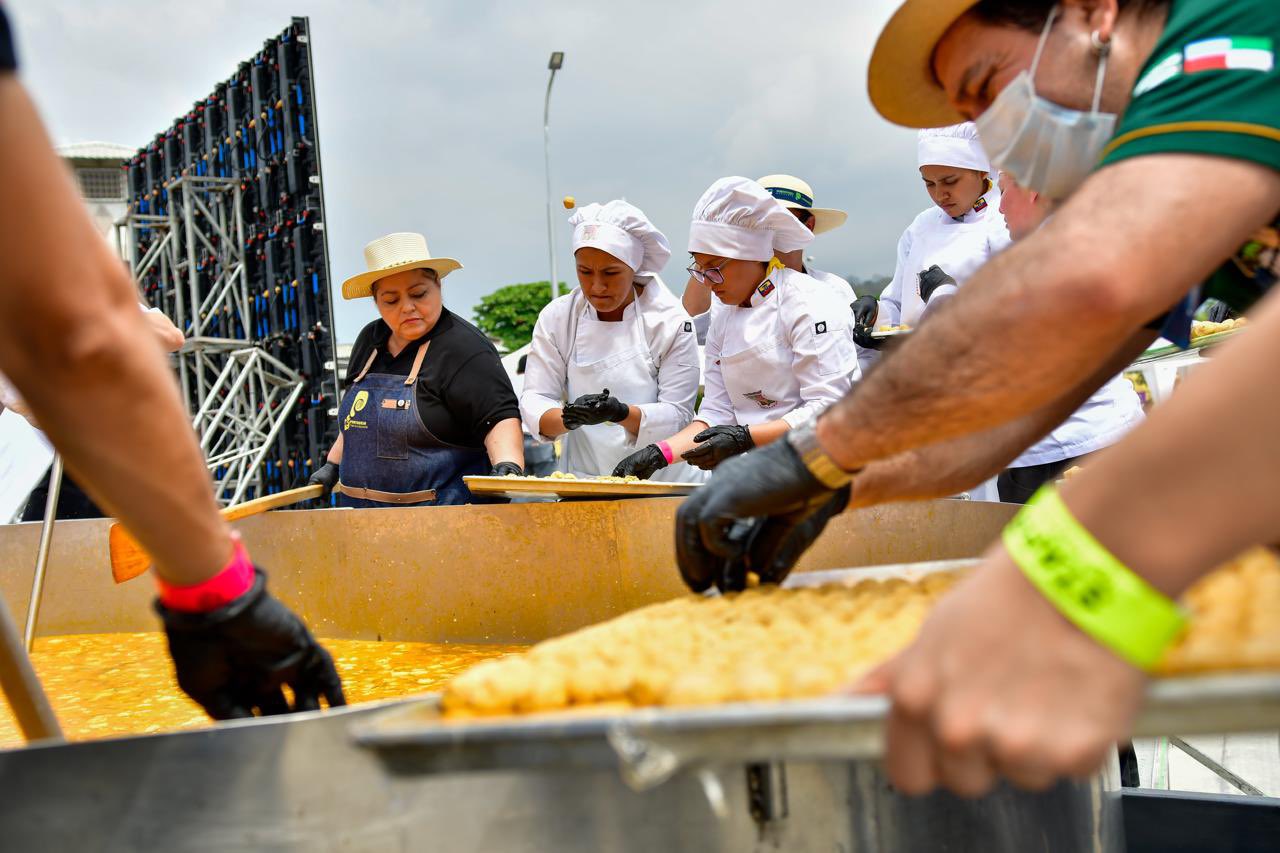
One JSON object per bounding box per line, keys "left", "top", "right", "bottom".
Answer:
{"left": 687, "top": 260, "right": 728, "bottom": 285}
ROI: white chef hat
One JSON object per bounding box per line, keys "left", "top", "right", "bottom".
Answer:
{"left": 917, "top": 122, "right": 991, "bottom": 173}
{"left": 688, "top": 176, "right": 814, "bottom": 262}
{"left": 569, "top": 200, "right": 671, "bottom": 278}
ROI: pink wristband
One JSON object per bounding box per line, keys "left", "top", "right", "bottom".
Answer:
{"left": 156, "top": 533, "right": 255, "bottom": 613}
{"left": 657, "top": 440, "right": 676, "bottom": 464}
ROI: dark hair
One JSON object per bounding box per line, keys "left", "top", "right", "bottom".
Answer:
{"left": 971, "top": 0, "right": 1169, "bottom": 30}
{"left": 370, "top": 266, "right": 440, "bottom": 296}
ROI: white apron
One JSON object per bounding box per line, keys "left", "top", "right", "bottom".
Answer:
{"left": 561, "top": 293, "right": 702, "bottom": 482}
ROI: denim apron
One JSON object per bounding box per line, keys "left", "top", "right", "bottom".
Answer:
{"left": 337, "top": 340, "right": 489, "bottom": 508}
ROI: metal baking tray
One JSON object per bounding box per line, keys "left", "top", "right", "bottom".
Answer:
{"left": 464, "top": 475, "right": 700, "bottom": 500}
{"left": 352, "top": 675, "right": 1280, "bottom": 788}
{"left": 351, "top": 560, "right": 1280, "bottom": 787}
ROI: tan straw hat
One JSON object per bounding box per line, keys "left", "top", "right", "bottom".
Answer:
{"left": 868, "top": 0, "right": 980, "bottom": 129}
{"left": 341, "top": 232, "right": 462, "bottom": 300}
{"left": 756, "top": 175, "right": 848, "bottom": 235}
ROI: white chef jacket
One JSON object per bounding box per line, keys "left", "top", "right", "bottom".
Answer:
{"left": 520, "top": 275, "right": 701, "bottom": 477}
{"left": 880, "top": 189, "right": 1011, "bottom": 328}
{"left": 697, "top": 266, "right": 859, "bottom": 431}
{"left": 1010, "top": 374, "right": 1144, "bottom": 468}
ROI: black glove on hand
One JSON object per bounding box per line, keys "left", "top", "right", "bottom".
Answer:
{"left": 156, "top": 569, "right": 346, "bottom": 720}
{"left": 851, "top": 295, "right": 878, "bottom": 327}
{"left": 681, "top": 425, "right": 754, "bottom": 471}
{"left": 561, "top": 389, "right": 630, "bottom": 430}
{"left": 675, "top": 438, "right": 850, "bottom": 593}
{"left": 917, "top": 265, "right": 957, "bottom": 304}
{"left": 307, "top": 461, "right": 339, "bottom": 498}
{"left": 491, "top": 461, "right": 524, "bottom": 477}
{"left": 612, "top": 444, "right": 669, "bottom": 480}
{"left": 851, "top": 324, "right": 885, "bottom": 351}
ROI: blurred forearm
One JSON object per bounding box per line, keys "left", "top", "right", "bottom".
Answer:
{"left": 0, "top": 78, "right": 228, "bottom": 583}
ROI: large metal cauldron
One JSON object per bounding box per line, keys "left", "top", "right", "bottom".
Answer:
{"left": 0, "top": 499, "right": 1126, "bottom": 852}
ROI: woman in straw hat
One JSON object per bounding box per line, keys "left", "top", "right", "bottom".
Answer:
{"left": 860, "top": 122, "right": 1010, "bottom": 344}
{"left": 613, "top": 177, "right": 859, "bottom": 480}
{"left": 308, "top": 233, "right": 524, "bottom": 507}
{"left": 519, "top": 200, "right": 703, "bottom": 481}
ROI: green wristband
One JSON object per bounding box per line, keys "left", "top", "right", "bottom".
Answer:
{"left": 1002, "top": 486, "right": 1187, "bottom": 671}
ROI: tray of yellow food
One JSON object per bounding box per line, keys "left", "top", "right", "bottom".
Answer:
{"left": 869, "top": 324, "right": 912, "bottom": 340}
{"left": 352, "top": 553, "right": 1280, "bottom": 783}
{"left": 1135, "top": 317, "right": 1248, "bottom": 364}
{"left": 464, "top": 472, "right": 701, "bottom": 500}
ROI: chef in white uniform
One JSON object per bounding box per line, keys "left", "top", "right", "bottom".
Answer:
{"left": 684, "top": 175, "right": 854, "bottom": 345}
{"left": 867, "top": 123, "right": 1010, "bottom": 335}
{"left": 520, "top": 200, "right": 702, "bottom": 481}
{"left": 615, "top": 177, "right": 859, "bottom": 480}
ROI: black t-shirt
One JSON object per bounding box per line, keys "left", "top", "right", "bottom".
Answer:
{"left": 1, "top": 6, "right": 17, "bottom": 71}
{"left": 345, "top": 309, "right": 518, "bottom": 449}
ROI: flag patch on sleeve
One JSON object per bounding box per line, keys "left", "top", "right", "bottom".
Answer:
{"left": 1134, "top": 37, "right": 1274, "bottom": 97}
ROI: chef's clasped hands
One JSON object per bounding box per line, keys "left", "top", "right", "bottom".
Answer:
{"left": 561, "top": 388, "right": 630, "bottom": 430}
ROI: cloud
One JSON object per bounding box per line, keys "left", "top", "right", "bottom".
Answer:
{"left": 8, "top": 0, "right": 932, "bottom": 341}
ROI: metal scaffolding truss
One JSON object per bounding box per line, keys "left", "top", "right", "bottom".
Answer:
{"left": 118, "top": 175, "right": 303, "bottom": 507}
{"left": 193, "top": 344, "right": 305, "bottom": 506}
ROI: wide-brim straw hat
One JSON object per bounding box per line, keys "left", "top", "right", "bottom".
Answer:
{"left": 757, "top": 175, "right": 848, "bottom": 235}
{"left": 341, "top": 232, "right": 462, "bottom": 300}
{"left": 868, "top": 0, "right": 980, "bottom": 129}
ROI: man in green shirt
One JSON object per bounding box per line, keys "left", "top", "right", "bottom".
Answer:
{"left": 676, "top": 0, "right": 1280, "bottom": 795}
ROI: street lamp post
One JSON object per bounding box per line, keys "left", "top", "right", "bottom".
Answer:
{"left": 544, "top": 51, "right": 565, "bottom": 299}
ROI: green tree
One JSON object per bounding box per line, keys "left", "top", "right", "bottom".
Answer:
{"left": 473, "top": 281, "right": 557, "bottom": 352}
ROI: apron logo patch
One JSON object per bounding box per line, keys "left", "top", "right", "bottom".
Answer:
{"left": 743, "top": 390, "right": 779, "bottom": 409}
{"left": 344, "top": 390, "right": 370, "bottom": 431}
{"left": 757, "top": 280, "right": 775, "bottom": 299}
{"left": 814, "top": 321, "right": 827, "bottom": 335}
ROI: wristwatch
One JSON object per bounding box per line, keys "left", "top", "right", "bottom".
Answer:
{"left": 786, "top": 422, "right": 856, "bottom": 489}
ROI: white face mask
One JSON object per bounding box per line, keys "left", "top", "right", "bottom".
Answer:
{"left": 975, "top": 5, "right": 1117, "bottom": 200}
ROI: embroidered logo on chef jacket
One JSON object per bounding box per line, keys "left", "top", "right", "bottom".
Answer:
{"left": 344, "top": 390, "right": 370, "bottom": 431}
{"left": 814, "top": 321, "right": 828, "bottom": 335}
{"left": 757, "top": 279, "right": 776, "bottom": 299}
{"left": 683, "top": 321, "right": 693, "bottom": 333}
{"left": 743, "top": 390, "right": 779, "bottom": 409}
{"left": 972, "top": 196, "right": 989, "bottom": 213}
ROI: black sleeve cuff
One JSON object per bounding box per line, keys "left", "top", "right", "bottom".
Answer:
{"left": 0, "top": 7, "right": 17, "bottom": 72}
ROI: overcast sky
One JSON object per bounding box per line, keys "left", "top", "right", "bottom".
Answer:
{"left": 8, "top": 0, "right": 927, "bottom": 343}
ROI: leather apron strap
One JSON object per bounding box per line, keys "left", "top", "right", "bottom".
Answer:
{"left": 405, "top": 340, "right": 430, "bottom": 385}
{"left": 336, "top": 484, "right": 437, "bottom": 504}
{"left": 352, "top": 350, "right": 378, "bottom": 384}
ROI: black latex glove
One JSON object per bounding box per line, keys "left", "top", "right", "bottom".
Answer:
{"left": 917, "top": 265, "right": 957, "bottom": 304}
{"left": 612, "top": 444, "right": 669, "bottom": 480}
{"left": 491, "top": 461, "right": 524, "bottom": 477}
{"left": 851, "top": 324, "right": 885, "bottom": 351}
{"left": 675, "top": 438, "right": 850, "bottom": 593}
{"left": 156, "top": 569, "right": 346, "bottom": 720}
{"left": 307, "top": 461, "right": 339, "bottom": 498}
{"left": 561, "top": 389, "right": 630, "bottom": 430}
{"left": 851, "top": 295, "right": 878, "bottom": 327}
{"left": 680, "top": 425, "right": 754, "bottom": 471}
